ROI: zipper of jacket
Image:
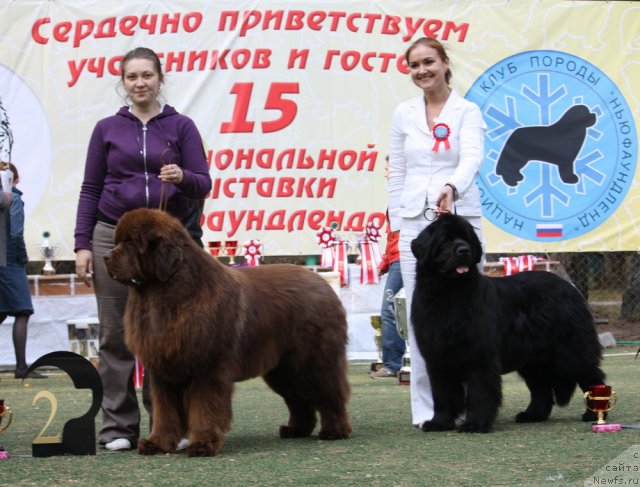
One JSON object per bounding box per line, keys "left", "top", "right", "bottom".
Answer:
{"left": 142, "top": 123, "right": 149, "bottom": 207}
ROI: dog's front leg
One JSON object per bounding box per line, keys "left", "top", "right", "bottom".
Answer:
{"left": 184, "top": 376, "right": 234, "bottom": 457}
{"left": 459, "top": 368, "right": 502, "bottom": 433}
{"left": 138, "top": 376, "right": 184, "bottom": 455}
{"left": 420, "top": 372, "right": 458, "bottom": 432}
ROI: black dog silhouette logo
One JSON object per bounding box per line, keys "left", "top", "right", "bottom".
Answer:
{"left": 495, "top": 104, "right": 597, "bottom": 187}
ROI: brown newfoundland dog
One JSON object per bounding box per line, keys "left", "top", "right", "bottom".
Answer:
{"left": 410, "top": 214, "right": 605, "bottom": 433}
{"left": 104, "top": 209, "right": 352, "bottom": 456}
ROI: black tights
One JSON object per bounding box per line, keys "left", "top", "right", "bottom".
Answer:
{"left": 0, "top": 313, "right": 29, "bottom": 370}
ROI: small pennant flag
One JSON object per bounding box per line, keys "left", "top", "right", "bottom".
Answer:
{"left": 536, "top": 223, "right": 563, "bottom": 238}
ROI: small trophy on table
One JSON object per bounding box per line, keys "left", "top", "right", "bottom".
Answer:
{"left": 370, "top": 315, "right": 383, "bottom": 372}
{"left": 207, "top": 241, "right": 222, "bottom": 257}
{"left": 39, "top": 231, "right": 57, "bottom": 275}
{"left": 224, "top": 240, "right": 238, "bottom": 265}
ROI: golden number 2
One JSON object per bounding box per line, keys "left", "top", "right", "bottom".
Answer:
{"left": 32, "top": 390, "right": 61, "bottom": 444}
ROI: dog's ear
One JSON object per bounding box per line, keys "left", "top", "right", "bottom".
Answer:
{"left": 152, "top": 238, "right": 184, "bottom": 282}
{"left": 411, "top": 227, "right": 432, "bottom": 262}
{"left": 464, "top": 221, "right": 483, "bottom": 264}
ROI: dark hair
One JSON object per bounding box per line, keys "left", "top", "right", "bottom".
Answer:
{"left": 404, "top": 37, "right": 452, "bottom": 84}
{"left": 121, "top": 47, "right": 164, "bottom": 83}
{"left": 7, "top": 162, "right": 18, "bottom": 181}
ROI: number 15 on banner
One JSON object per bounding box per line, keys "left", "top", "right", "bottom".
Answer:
{"left": 221, "top": 82, "right": 300, "bottom": 134}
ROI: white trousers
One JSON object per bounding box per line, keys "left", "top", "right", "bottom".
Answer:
{"left": 399, "top": 214, "right": 483, "bottom": 425}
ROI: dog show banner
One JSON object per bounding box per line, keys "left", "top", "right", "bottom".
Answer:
{"left": 0, "top": 0, "right": 638, "bottom": 258}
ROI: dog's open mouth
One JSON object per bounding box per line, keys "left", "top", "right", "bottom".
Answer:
{"left": 456, "top": 266, "right": 470, "bottom": 274}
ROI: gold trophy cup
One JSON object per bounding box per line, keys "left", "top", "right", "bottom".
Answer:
{"left": 0, "top": 398, "right": 12, "bottom": 458}
{"left": 584, "top": 384, "right": 620, "bottom": 432}
{"left": 370, "top": 315, "right": 383, "bottom": 372}
{"left": 0, "top": 399, "right": 12, "bottom": 433}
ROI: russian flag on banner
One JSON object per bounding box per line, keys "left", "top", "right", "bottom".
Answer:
{"left": 536, "top": 223, "right": 563, "bottom": 238}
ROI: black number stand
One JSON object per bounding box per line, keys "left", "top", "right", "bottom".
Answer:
{"left": 23, "top": 351, "right": 103, "bottom": 457}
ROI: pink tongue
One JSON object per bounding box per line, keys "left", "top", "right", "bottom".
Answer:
{"left": 456, "top": 266, "right": 469, "bottom": 274}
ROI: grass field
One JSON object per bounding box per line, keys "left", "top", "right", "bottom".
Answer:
{"left": 1, "top": 348, "right": 639, "bottom": 486}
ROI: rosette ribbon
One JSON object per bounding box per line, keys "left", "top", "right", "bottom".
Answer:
{"left": 316, "top": 226, "right": 336, "bottom": 267}
{"left": 333, "top": 240, "right": 350, "bottom": 287}
{"left": 241, "top": 239, "right": 264, "bottom": 266}
{"left": 432, "top": 122, "right": 451, "bottom": 152}
{"left": 359, "top": 222, "right": 383, "bottom": 284}
{"left": 500, "top": 255, "right": 540, "bottom": 276}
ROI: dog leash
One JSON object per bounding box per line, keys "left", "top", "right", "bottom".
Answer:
{"left": 158, "top": 148, "right": 172, "bottom": 212}
{"left": 158, "top": 180, "right": 169, "bottom": 212}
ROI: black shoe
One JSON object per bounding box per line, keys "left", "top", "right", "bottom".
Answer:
{"left": 15, "top": 368, "right": 48, "bottom": 379}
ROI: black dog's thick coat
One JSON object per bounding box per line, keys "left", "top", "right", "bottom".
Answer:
{"left": 410, "top": 214, "right": 605, "bottom": 433}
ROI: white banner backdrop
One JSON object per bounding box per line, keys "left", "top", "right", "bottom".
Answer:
{"left": 0, "top": 0, "right": 638, "bottom": 258}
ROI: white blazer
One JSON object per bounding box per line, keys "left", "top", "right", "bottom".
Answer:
{"left": 387, "top": 89, "right": 485, "bottom": 231}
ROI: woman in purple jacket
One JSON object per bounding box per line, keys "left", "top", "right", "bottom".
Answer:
{"left": 74, "top": 47, "right": 212, "bottom": 452}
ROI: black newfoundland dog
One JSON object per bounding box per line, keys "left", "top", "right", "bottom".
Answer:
{"left": 410, "top": 214, "right": 605, "bottom": 433}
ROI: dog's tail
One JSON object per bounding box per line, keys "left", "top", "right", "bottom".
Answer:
{"left": 552, "top": 356, "right": 605, "bottom": 407}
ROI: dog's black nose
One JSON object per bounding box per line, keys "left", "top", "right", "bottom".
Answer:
{"left": 454, "top": 239, "right": 471, "bottom": 256}
{"left": 103, "top": 254, "right": 111, "bottom": 263}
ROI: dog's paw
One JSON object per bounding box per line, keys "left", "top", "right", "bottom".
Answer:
{"left": 559, "top": 173, "right": 579, "bottom": 184}
{"left": 420, "top": 420, "right": 455, "bottom": 432}
{"left": 318, "top": 426, "right": 352, "bottom": 440}
{"left": 458, "top": 421, "right": 492, "bottom": 433}
{"left": 187, "top": 440, "right": 220, "bottom": 457}
{"left": 279, "top": 425, "right": 314, "bottom": 438}
{"left": 515, "top": 411, "right": 549, "bottom": 423}
{"left": 138, "top": 438, "right": 168, "bottom": 455}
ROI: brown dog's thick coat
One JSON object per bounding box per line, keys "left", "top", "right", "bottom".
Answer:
{"left": 104, "top": 209, "right": 352, "bottom": 456}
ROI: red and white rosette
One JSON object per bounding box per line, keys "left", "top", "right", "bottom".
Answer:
{"left": 333, "top": 240, "right": 350, "bottom": 287}
{"left": 360, "top": 222, "right": 383, "bottom": 284}
{"left": 316, "top": 226, "right": 336, "bottom": 267}
{"left": 432, "top": 122, "right": 451, "bottom": 152}
{"left": 365, "top": 221, "right": 381, "bottom": 243}
{"left": 241, "top": 239, "right": 264, "bottom": 266}
{"left": 500, "top": 255, "right": 540, "bottom": 276}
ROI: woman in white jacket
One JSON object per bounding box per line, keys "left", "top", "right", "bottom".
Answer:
{"left": 388, "top": 37, "right": 486, "bottom": 428}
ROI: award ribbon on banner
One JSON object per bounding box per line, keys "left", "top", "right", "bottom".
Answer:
{"left": 499, "top": 255, "right": 540, "bottom": 276}
{"left": 431, "top": 123, "right": 451, "bottom": 152}
{"left": 333, "top": 241, "right": 350, "bottom": 287}
{"left": 359, "top": 222, "right": 383, "bottom": 284}
{"left": 241, "top": 239, "right": 264, "bottom": 266}
{"left": 316, "top": 226, "right": 336, "bottom": 267}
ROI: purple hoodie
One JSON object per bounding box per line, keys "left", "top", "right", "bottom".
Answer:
{"left": 74, "top": 105, "right": 212, "bottom": 251}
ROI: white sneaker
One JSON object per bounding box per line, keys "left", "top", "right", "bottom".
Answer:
{"left": 105, "top": 438, "right": 133, "bottom": 451}
{"left": 176, "top": 437, "right": 189, "bottom": 451}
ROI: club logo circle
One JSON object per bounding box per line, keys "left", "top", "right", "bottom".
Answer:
{"left": 465, "top": 50, "right": 637, "bottom": 242}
